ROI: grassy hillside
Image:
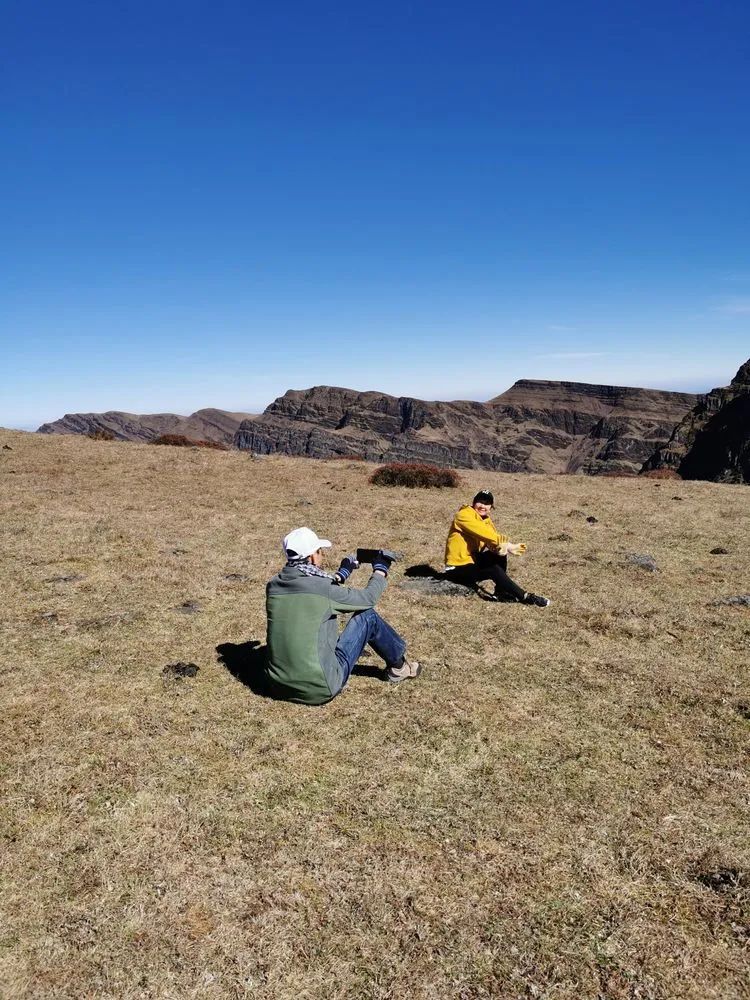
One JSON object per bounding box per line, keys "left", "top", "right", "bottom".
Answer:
{"left": 1, "top": 430, "right": 748, "bottom": 1000}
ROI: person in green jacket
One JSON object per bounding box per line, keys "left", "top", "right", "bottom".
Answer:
{"left": 265, "top": 526, "right": 421, "bottom": 704}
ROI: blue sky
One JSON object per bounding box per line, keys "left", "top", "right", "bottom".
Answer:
{"left": 2, "top": 0, "right": 749, "bottom": 428}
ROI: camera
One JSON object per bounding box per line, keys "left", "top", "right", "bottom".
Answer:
{"left": 356, "top": 548, "right": 399, "bottom": 565}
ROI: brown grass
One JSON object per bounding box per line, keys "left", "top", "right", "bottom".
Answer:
{"left": 0, "top": 429, "right": 748, "bottom": 999}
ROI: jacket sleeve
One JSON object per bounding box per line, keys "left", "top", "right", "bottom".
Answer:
{"left": 328, "top": 572, "right": 387, "bottom": 613}
{"left": 454, "top": 507, "right": 509, "bottom": 546}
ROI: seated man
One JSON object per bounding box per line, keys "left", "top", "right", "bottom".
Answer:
{"left": 444, "top": 490, "right": 551, "bottom": 607}
{"left": 265, "top": 526, "right": 421, "bottom": 704}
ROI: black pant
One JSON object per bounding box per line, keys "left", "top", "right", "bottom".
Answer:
{"left": 446, "top": 551, "right": 526, "bottom": 601}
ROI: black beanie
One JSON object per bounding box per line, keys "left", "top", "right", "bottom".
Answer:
{"left": 473, "top": 489, "right": 494, "bottom": 507}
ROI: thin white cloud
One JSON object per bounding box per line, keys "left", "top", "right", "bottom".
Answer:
{"left": 536, "top": 351, "right": 611, "bottom": 360}
{"left": 716, "top": 297, "right": 750, "bottom": 315}
{"left": 546, "top": 324, "right": 576, "bottom": 332}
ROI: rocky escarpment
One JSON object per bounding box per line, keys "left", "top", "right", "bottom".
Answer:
{"left": 642, "top": 359, "right": 750, "bottom": 483}
{"left": 234, "top": 381, "right": 699, "bottom": 475}
{"left": 38, "top": 408, "right": 252, "bottom": 444}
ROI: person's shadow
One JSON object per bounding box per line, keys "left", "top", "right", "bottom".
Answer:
{"left": 403, "top": 563, "right": 444, "bottom": 579}
{"left": 216, "top": 638, "right": 388, "bottom": 694}
{"left": 216, "top": 640, "right": 275, "bottom": 698}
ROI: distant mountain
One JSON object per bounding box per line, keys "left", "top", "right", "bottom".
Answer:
{"left": 642, "top": 358, "right": 750, "bottom": 483}
{"left": 37, "top": 408, "right": 251, "bottom": 444}
{"left": 234, "top": 381, "right": 699, "bottom": 475}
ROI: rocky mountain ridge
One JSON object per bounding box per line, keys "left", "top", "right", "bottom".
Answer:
{"left": 234, "top": 380, "right": 699, "bottom": 475}
{"left": 37, "top": 408, "right": 251, "bottom": 444}
{"left": 642, "top": 358, "right": 750, "bottom": 483}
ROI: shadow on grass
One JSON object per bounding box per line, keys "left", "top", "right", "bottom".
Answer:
{"left": 403, "top": 563, "right": 444, "bottom": 579}
{"left": 216, "top": 640, "right": 277, "bottom": 698}
{"left": 216, "top": 639, "right": 389, "bottom": 693}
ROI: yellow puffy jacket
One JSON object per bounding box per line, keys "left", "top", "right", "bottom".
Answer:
{"left": 444, "top": 505, "right": 509, "bottom": 567}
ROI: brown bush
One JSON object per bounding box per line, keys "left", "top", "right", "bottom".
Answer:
{"left": 640, "top": 468, "right": 682, "bottom": 480}
{"left": 151, "top": 434, "right": 228, "bottom": 451}
{"left": 369, "top": 462, "right": 461, "bottom": 488}
{"left": 87, "top": 428, "right": 115, "bottom": 441}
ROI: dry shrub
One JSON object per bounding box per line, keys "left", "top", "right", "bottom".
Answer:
{"left": 370, "top": 462, "right": 461, "bottom": 488}
{"left": 640, "top": 468, "right": 682, "bottom": 480}
{"left": 326, "top": 454, "right": 366, "bottom": 461}
{"left": 87, "top": 428, "right": 115, "bottom": 441}
{"left": 151, "top": 434, "right": 228, "bottom": 451}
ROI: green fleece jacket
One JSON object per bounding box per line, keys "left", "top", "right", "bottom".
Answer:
{"left": 265, "top": 566, "right": 387, "bottom": 704}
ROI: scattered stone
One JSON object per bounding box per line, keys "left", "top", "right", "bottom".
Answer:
{"left": 174, "top": 601, "right": 202, "bottom": 614}
{"left": 297, "top": 499, "right": 313, "bottom": 507}
{"left": 38, "top": 611, "right": 59, "bottom": 623}
{"left": 671, "top": 496, "right": 683, "bottom": 501}
{"left": 45, "top": 573, "right": 84, "bottom": 584}
{"left": 568, "top": 510, "right": 586, "bottom": 519}
{"left": 711, "top": 594, "right": 750, "bottom": 608}
{"left": 2, "top": 444, "right": 11, "bottom": 450}
{"left": 586, "top": 516, "right": 598, "bottom": 524}
{"left": 626, "top": 553, "right": 659, "bottom": 573}
{"left": 162, "top": 661, "right": 199, "bottom": 679}
{"left": 710, "top": 547, "right": 729, "bottom": 555}
{"left": 736, "top": 703, "right": 750, "bottom": 720}
{"left": 696, "top": 868, "right": 745, "bottom": 893}
{"left": 549, "top": 532, "right": 573, "bottom": 542}
{"left": 171, "top": 548, "right": 188, "bottom": 555}
{"left": 399, "top": 578, "right": 475, "bottom": 598}
{"left": 223, "top": 573, "right": 249, "bottom": 582}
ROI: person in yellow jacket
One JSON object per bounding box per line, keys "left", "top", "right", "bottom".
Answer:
{"left": 444, "top": 490, "right": 550, "bottom": 606}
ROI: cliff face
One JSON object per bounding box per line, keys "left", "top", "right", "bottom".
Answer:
{"left": 234, "top": 382, "right": 699, "bottom": 475}
{"left": 37, "top": 408, "right": 252, "bottom": 444}
{"left": 642, "top": 359, "right": 750, "bottom": 483}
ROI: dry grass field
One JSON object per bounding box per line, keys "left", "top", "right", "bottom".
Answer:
{"left": 1, "top": 429, "right": 748, "bottom": 1000}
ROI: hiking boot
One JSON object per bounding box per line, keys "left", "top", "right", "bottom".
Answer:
{"left": 523, "top": 592, "right": 551, "bottom": 608}
{"left": 386, "top": 657, "right": 422, "bottom": 683}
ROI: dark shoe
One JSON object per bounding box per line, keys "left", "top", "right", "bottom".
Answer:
{"left": 523, "top": 593, "right": 551, "bottom": 608}
{"left": 386, "top": 658, "right": 422, "bottom": 683}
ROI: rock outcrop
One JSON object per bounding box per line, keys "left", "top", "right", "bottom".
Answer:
{"left": 234, "top": 381, "right": 698, "bottom": 475}
{"left": 37, "top": 408, "right": 251, "bottom": 445}
{"left": 642, "top": 359, "right": 750, "bottom": 483}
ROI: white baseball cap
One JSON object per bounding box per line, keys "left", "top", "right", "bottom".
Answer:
{"left": 282, "top": 526, "right": 332, "bottom": 561}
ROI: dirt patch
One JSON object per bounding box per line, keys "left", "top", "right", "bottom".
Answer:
{"left": 161, "top": 662, "right": 200, "bottom": 679}
{"left": 399, "top": 578, "right": 475, "bottom": 598}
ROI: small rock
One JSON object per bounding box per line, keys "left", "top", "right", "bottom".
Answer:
{"left": 586, "top": 516, "right": 598, "bottom": 524}
{"left": 568, "top": 510, "right": 586, "bottom": 519}
{"left": 2, "top": 444, "right": 11, "bottom": 450}
{"left": 735, "top": 703, "right": 750, "bottom": 720}
{"left": 223, "top": 573, "right": 249, "bottom": 582}
{"left": 627, "top": 553, "right": 659, "bottom": 573}
{"left": 162, "top": 662, "right": 199, "bottom": 679}
{"left": 174, "top": 601, "right": 202, "bottom": 614}
{"left": 45, "top": 573, "right": 84, "bottom": 584}
{"left": 297, "top": 499, "right": 313, "bottom": 506}
{"left": 710, "top": 547, "right": 729, "bottom": 555}
{"left": 671, "top": 496, "right": 683, "bottom": 501}
{"left": 711, "top": 594, "right": 750, "bottom": 608}
{"left": 38, "top": 611, "right": 59, "bottom": 623}
{"left": 171, "top": 548, "right": 188, "bottom": 555}
{"left": 549, "top": 532, "right": 573, "bottom": 542}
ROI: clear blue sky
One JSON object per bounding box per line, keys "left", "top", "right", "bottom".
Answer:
{"left": 2, "top": 0, "right": 749, "bottom": 428}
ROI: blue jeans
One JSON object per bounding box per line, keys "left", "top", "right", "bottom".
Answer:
{"left": 335, "top": 609, "right": 406, "bottom": 687}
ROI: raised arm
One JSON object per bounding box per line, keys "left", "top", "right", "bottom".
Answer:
{"left": 328, "top": 572, "right": 388, "bottom": 613}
